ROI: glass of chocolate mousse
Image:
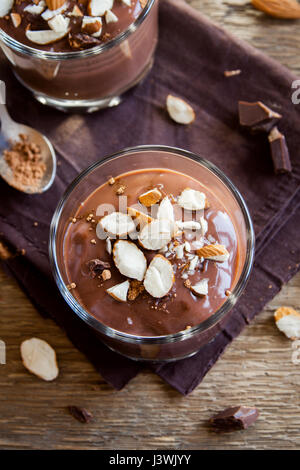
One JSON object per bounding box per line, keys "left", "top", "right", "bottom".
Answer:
{"left": 49, "top": 146, "right": 255, "bottom": 362}
{"left": 0, "top": 0, "right": 158, "bottom": 112}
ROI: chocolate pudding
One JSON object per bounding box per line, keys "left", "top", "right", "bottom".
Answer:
{"left": 0, "top": 0, "right": 158, "bottom": 110}
{"left": 63, "top": 168, "right": 239, "bottom": 337}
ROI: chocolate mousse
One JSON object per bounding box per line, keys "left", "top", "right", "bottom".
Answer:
{"left": 63, "top": 168, "right": 239, "bottom": 337}
{"left": 0, "top": 0, "right": 144, "bottom": 52}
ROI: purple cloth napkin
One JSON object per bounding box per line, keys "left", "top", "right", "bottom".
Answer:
{"left": 0, "top": 0, "right": 300, "bottom": 394}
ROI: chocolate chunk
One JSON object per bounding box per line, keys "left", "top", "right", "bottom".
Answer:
{"left": 268, "top": 127, "right": 292, "bottom": 174}
{"left": 210, "top": 406, "right": 259, "bottom": 432}
{"left": 238, "top": 101, "right": 282, "bottom": 133}
{"left": 68, "top": 406, "right": 93, "bottom": 424}
{"left": 87, "top": 258, "right": 111, "bottom": 278}
{"left": 68, "top": 33, "right": 101, "bottom": 50}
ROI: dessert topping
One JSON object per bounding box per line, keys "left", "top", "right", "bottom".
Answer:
{"left": 105, "top": 9, "right": 118, "bottom": 23}
{"left": 20, "top": 338, "right": 59, "bottom": 382}
{"left": 106, "top": 237, "right": 112, "bottom": 255}
{"left": 69, "top": 5, "right": 83, "bottom": 16}
{"left": 68, "top": 32, "right": 100, "bottom": 49}
{"left": 190, "top": 278, "right": 209, "bottom": 296}
{"left": 26, "top": 28, "right": 69, "bottom": 45}
{"left": 144, "top": 255, "right": 175, "bottom": 298}
{"left": 128, "top": 280, "right": 145, "bottom": 301}
{"left": 177, "top": 188, "right": 207, "bottom": 211}
{"left": 10, "top": 12, "right": 22, "bottom": 27}
{"left": 48, "top": 13, "right": 70, "bottom": 32}
{"left": 46, "top": 0, "right": 66, "bottom": 10}
{"left": 87, "top": 258, "right": 111, "bottom": 278}
{"left": 99, "top": 212, "right": 135, "bottom": 237}
{"left": 274, "top": 306, "right": 300, "bottom": 340}
{"left": 157, "top": 196, "right": 174, "bottom": 221}
{"left": 42, "top": 2, "right": 69, "bottom": 20}
{"left": 81, "top": 16, "right": 102, "bottom": 37}
{"left": 210, "top": 406, "right": 259, "bottom": 432}
{"left": 101, "top": 269, "right": 111, "bottom": 281}
{"left": 106, "top": 280, "right": 130, "bottom": 302}
{"left": 138, "top": 219, "right": 176, "bottom": 251}
{"left": 166, "top": 95, "right": 195, "bottom": 125}
{"left": 88, "top": 0, "right": 114, "bottom": 17}
{"left": 176, "top": 220, "right": 201, "bottom": 231}
{"left": 113, "top": 240, "right": 147, "bottom": 281}
{"left": 127, "top": 207, "right": 153, "bottom": 228}
{"left": 197, "top": 244, "right": 229, "bottom": 262}
{"left": 0, "top": 0, "right": 14, "bottom": 18}
{"left": 138, "top": 188, "right": 162, "bottom": 207}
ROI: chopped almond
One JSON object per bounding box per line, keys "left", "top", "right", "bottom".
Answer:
{"left": 139, "top": 188, "right": 162, "bottom": 207}
{"left": 177, "top": 188, "right": 207, "bottom": 211}
{"left": 99, "top": 212, "right": 135, "bottom": 237}
{"left": 138, "top": 219, "right": 176, "bottom": 251}
{"left": 113, "top": 240, "right": 147, "bottom": 281}
{"left": 166, "top": 95, "right": 195, "bottom": 125}
{"left": 10, "top": 12, "right": 21, "bottom": 27}
{"left": 128, "top": 280, "right": 144, "bottom": 301}
{"left": 0, "top": 0, "right": 14, "bottom": 18}
{"left": 157, "top": 196, "right": 174, "bottom": 221}
{"left": 88, "top": 0, "right": 114, "bottom": 17}
{"left": 101, "top": 269, "right": 111, "bottom": 281}
{"left": 20, "top": 338, "right": 59, "bottom": 382}
{"left": 127, "top": 207, "right": 153, "bottom": 228}
{"left": 190, "top": 279, "right": 209, "bottom": 296}
{"left": 144, "top": 255, "right": 175, "bottom": 298}
{"left": 106, "top": 280, "right": 130, "bottom": 302}
{"left": 46, "top": 0, "right": 65, "bottom": 10}
{"left": 26, "top": 29, "right": 69, "bottom": 45}
{"left": 197, "top": 244, "right": 229, "bottom": 262}
{"left": 274, "top": 306, "right": 300, "bottom": 340}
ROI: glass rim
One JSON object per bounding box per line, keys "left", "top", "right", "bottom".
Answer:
{"left": 0, "top": 0, "right": 155, "bottom": 61}
{"left": 49, "top": 145, "right": 255, "bottom": 345}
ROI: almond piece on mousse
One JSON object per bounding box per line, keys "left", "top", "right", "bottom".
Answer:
{"left": 105, "top": 9, "right": 118, "bottom": 23}
{"left": 139, "top": 188, "right": 162, "bottom": 207}
{"left": 144, "top": 255, "right": 175, "bottom": 298}
{"left": 46, "top": 0, "right": 66, "bottom": 9}
{"left": 113, "top": 240, "right": 147, "bottom": 281}
{"left": 127, "top": 207, "right": 153, "bottom": 228}
{"left": 20, "top": 338, "right": 59, "bottom": 382}
{"left": 176, "top": 220, "right": 201, "bottom": 231}
{"left": 25, "top": 28, "right": 69, "bottom": 45}
{"left": 197, "top": 244, "right": 229, "bottom": 262}
{"left": 42, "top": 2, "right": 68, "bottom": 20}
{"left": 177, "top": 188, "right": 207, "bottom": 211}
{"left": 166, "top": 95, "right": 195, "bottom": 125}
{"left": 81, "top": 16, "right": 102, "bottom": 37}
{"left": 190, "top": 279, "right": 209, "bottom": 297}
{"left": 157, "top": 196, "right": 174, "bottom": 221}
{"left": 274, "top": 306, "right": 300, "bottom": 340}
{"left": 0, "top": 0, "right": 14, "bottom": 18}
{"left": 99, "top": 212, "right": 135, "bottom": 237}
{"left": 24, "top": 2, "right": 46, "bottom": 15}
{"left": 106, "top": 280, "right": 130, "bottom": 302}
{"left": 69, "top": 5, "right": 83, "bottom": 16}
{"left": 10, "top": 12, "right": 22, "bottom": 28}
{"left": 88, "top": 0, "right": 114, "bottom": 17}
{"left": 138, "top": 219, "right": 175, "bottom": 251}
{"left": 48, "top": 14, "right": 70, "bottom": 32}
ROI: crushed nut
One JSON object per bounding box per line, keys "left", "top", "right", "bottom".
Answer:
{"left": 128, "top": 280, "right": 145, "bottom": 301}
{"left": 116, "top": 184, "right": 126, "bottom": 195}
{"left": 101, "top": 269, "right": 111, "bottom": 281}
{"left": 108, "top": 177, "right": 116, "bottom": 185}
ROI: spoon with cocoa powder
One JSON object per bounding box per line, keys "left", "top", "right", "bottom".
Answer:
{"left": 0, "top": 103, "right": 56, "bottom": 194}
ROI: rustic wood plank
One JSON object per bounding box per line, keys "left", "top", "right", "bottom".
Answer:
{"left": 1, "top": 0, "right": 300, "bottom": 450}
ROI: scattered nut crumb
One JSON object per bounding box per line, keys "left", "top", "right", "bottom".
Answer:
{"left": 128, "top": 280, "right": 145, "bottom": 301}
{"left": 108, "top": 177, "right": 115, "bottom": 185}
{"left": 72, "top": 218, "right": 77, "bottom": 223}
{"left": 90, "top": 239, "right": 97, "bottom": 245}
{"left": 101, "top": 269, "right": 111, "bottom": 281}
{"left": 224, "top": 69, "right": 241, "bottom": 77}
{"left": 33, "top": 221, "right": 38, "bottom": 227}
{"left": 67, "top": 282, "right": 76, "bottom": 290}
{"left": 184, "top": 279, "right": 191, "bottom": 289}
{"left": 225, "top": 290, "right": 232, "bottom": 296}
{"left": 116, "top": 184, "right": 126, "bottom": 195}
{"left": 68, "top": 406, "right": 93, "bottom": 424}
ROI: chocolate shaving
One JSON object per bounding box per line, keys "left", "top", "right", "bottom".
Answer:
{"left": 87, "top": 258, "right": 111, "bottom": 278}
{"left": 210, "top": 406, "right": 259, "bottom": 432}
{"left": 238, "top": 100, "right": 282, "bottom": 133}
{"left": 68, "top": 406, "right": 93, "bottom": 424}
{"left": 68, "top": 33, "right": 101, "bottom": 50}
{"left": 268, "top": 127, "right": 292, "bottom": 174}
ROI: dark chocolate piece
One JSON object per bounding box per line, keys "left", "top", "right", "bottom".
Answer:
{"left": 87, "top": 258, "right": 111, "bottom": 278}
{"left": 68, "top": 406, "right": 93, "bottom": 424}
{"left": 210, "top": 406, "right": 259, "bottom": 432}
{"left": 238, "top": 101, "right": 282, "bottom": 133}
{"left": 268, "top": 127, "right": 292, "bottom": 174}
{"left": 68, "top": 33, "right": 101, "bottom": 50}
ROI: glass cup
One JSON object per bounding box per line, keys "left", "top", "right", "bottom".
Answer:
{"left": 0, "top": 0, "right": 158, "bottom": 113}
{"left": 49, "top": 146, "right": 255, "bottom": 362}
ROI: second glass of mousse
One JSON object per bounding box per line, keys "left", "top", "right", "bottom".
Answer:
{"left": 0, "top": 0, "right": 158, "bottom": 112}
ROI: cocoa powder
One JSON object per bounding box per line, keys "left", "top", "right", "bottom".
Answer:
{"left": 3, "top": 134, "right": 46, "bottom": 192}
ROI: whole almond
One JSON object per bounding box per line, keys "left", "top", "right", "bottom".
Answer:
{"left": 46, "top": 0, "right": 66, "bottom": 11}
{"left": 251, "top": 0, "right": 300, "bottom": 19}
{"left": 197, "top": 244, "right": 229, "bottom": 262}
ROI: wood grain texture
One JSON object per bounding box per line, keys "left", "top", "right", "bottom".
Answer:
{"left": 1, "top": 0, "right": 300, "bottom": 450}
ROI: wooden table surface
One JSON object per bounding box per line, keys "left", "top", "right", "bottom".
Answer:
{"left": 1, "top": 0, "right": 300, "bottom": 450}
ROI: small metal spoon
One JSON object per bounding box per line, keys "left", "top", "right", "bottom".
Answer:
{"left": 0, "top": 103, "right": 56, "bottom": 194}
